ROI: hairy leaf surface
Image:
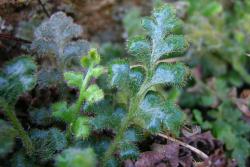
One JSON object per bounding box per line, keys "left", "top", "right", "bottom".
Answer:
{"left": 32, "top": 12, "right": 89, "bottom": 59}
{"left": 0, "top": 56, "right": 37, "bottom": 104}
{"left": 30, "top": 128, "right": 67, "bottom": 162}
{"left": 128, "top": 4, "right": 187, "bottom": 65}
{"left": 138, "top": 92, "right": 185, "bottom": 134}
{"left": 55, "top": 148, "right": 96, "bottom": 167}
{"left": 0, "top": 120, "right": 17, "bottom": 158}
{"left": 150, "top": 63, "right": 189, "bottom": 87}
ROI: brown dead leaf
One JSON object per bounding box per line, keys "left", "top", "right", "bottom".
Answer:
{"left": 240, "top": 89, "right": 250, "bottom": 99}
{"left": 133, "top": 142, "right": 193, "bottom": 167}
{"left": 235, "top": 98, "right": 250, "bottom": 117}
{"left": 135, "top": 151, "right": 165, "bottom": 167}
{"left": 195, "top": 149, "right": 237, "bottom": 167}
{"left": 182, "top": 131, "right": 220, "bottom": 156}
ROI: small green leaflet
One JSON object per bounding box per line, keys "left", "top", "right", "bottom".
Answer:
{"left": 55, "top": 148, "right": 96, "bottom": 167}
{"left": 128, "top": 4, "right": 187, "bottom": 65}
{"left": 138, "top": 92, "right": 185, "bottom": 135}
{"left": 71, "top": 117, "right": 90, "bottom": 139}
{"left": 150, "top": 63, "right": 189, "bottom": 87}
{"left": 64, "top": 71, "right": 83, "bottom": 88}
{"left": 109, "top": 61, "right": 145, "bottom": 94}
{"left": 85, "top": 84, "right": 104, "bottom": 104}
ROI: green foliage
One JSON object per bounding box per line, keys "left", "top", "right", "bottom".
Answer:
{"left": 109, "top": 61, "right": 145, "bottom": 95}
{"left": 16, "top": 15, "right": 42, "bottom": 42}
{"left": 0, "top": 119, "right": 17, "bottom": 158}
{"left": 11, "top": 151, "right": 36, "bottom": 167}
{"left": 128, "top": 8, "right": 187, "bottom": 64}
{"left": 210, "top": 101, "right": 250, "bottom": 167}
{"left": 52, "top": 101, "right": 75, "bottom": 123}
{"left": 32, "top": 12, "right": 89, "bottom": 61}
{"left": 55, "top": 148, "right": 96, "bottom": 167}
{"left": 37, "top": 68, "right": 63, "bottom": 87}
{"left": 123, "top": 7, "right": 143, "bottom": 38}
{"left": 182, "top": 1, "right": 250, "bottom": 164}
{"left": 189, "top": 77, "right": 250, "bottom": 167}
{"left": 29, "top": 107, "right": 52, "bottom": 126}
{"left": 3, "top": 1, "right": 249, "bottom": 166}
{"left": 187, "top": 0, "right": 222, "bottom": 16}
{"left": 85, "top": 84, "right": 104, "bottom": 104}
{"left": 185, "top": 0, "right": 250, "bottom": 84}
{"left": 30, "top": 128, "right": 67, "bottom": 162}
{"left": 103, "top": 3, "right": 189, "bottom": 165}
{"left": 89, "top": 100, "right": 126, "bottom": 132}
{"left": 52, "top": 49, "right": 104, "bottom": 139}
{"left": 138, "top": 92, "right": 185, "bottom": 134}
{"left": 72, "top": 117, "right": 90, "bottom": 139}
{"left": 0, "top": 56, "right": 37, "bottom": 104}
{"left": 63, "top": 71, "right": 83, "bottom": 88}
{"left": 0, "top": 56, "right": 37, "bottom": 155}
{"left": 140, "top": 5, "right": 187, "bottom": 64}
{"left": 99, "top": 43, "right": 124, "bottom": 65}
{"left": 31, "top": 12, "right": 90, "bottom": 87}
{"left": 118, "top": 128, "right": 142, "bottom": 160}
{"left": 150, "top": 63, "right": 189, "bottom": 87}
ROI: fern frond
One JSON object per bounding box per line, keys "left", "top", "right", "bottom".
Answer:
{"left": 32, "top": 12, "right": 89, "bottom": 60}
{"left": 104, "top": 4, "right": 189, "bottom": 164}
{"left": 128, "top": 4, "right": 188, "bottom": 66}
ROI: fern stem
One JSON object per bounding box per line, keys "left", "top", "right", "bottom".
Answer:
{"left": 3, "top": 104, "right": 34, "bottom": 155}
{"left": 102, "top": 112, "right": 134, "bottom": 164}
{"left": 102, "top": 102, "right": 136, "bottom": 165}
{"left": 76, "top": 65, "right": 94, "bottom": 113}
{"left": 102, "top": 82, "right": 149, "bottom": 165}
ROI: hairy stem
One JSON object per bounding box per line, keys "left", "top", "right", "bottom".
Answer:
{"left": 75, "top": 65, "right": 94, "bottom": 113}
{"left": 3, "top": 104, "right": 34, "bottom": 155}
{"left": 65, "top": 65, "right": 94, "bottom": 140}
{"left": 102, "top": 110, "right": 134, "bottom": 164}
{"left": 102, "top": 81, "right": 149, "bottom": 165}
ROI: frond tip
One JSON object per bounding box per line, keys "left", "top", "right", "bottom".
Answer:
{"left": 128, "top": 4, "right": 188, "bottom": 66}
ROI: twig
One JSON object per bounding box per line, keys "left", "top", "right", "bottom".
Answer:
{"left": 37, "top": 0, "right": 50, "bottom": 17}
{"left": 158, "top": 133, "right": 209, "bottom": 160}
{"left": 157, "top": 56, "right": 190, "bottom": 64}
{"left": 0, "top": 33, "right": 31, "bottom": 44}
{"left": 90, "top": 0, "right": 114, "bottom": 11}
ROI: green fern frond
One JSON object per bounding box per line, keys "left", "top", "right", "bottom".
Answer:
{"left": 0, "top": 56, "right": 37, "bottom": 104}
{"left": 109, "top": 61, "right": 145, "bottom": 96}
{"left": 32, "top": 12, "right": 90, "bottom": 87}
{"left": 128, "top": 4, "right": 188, "bottom": 66}
{"left": 32, "top": 12, "right": 89, "bottom": 60}
{"left": 137, "top": 91, "right": 185, "bottom": 134}
{"left": 52, "top": 49, "right": 104, "bottom": 139}
{"left": 104, "top": 4, "right": 189, "bottom": 165}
